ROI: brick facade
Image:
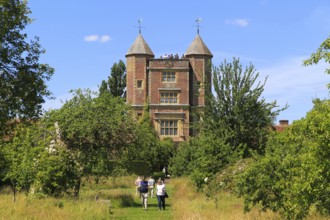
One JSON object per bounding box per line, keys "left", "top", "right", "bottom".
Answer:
{"left": 126, "top": 33, "right": 212, "bottom": 142}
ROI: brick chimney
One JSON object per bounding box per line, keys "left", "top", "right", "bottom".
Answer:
{"left": 279, "top": 120, "right": 289, "bottom": 126}
{"left": 273, "top": 120, "right": 289, "bottom": 132}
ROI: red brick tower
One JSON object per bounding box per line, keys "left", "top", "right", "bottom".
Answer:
{"left": 185, "top": 34, "right": 213, "bottom": 109}
{"left": 126, "top": 32, "right": 212, "bottom": 142}
{"left": 125, "top": 33, "right": 154, "bottom": 115}
{"left": 185, "top": 34, "right": 213, "bottom": 136}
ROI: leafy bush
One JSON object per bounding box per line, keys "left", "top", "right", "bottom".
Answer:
{"left": 126, "top": 160, "right": 151, "bottom": 176}
{"left": 3, "top": 122, "right": 48, "bottom": 194}
{"left": 236, "top": 99, "right": 330, "bottom": 219}
{"left": 170, "top": 133, "right": 234, "bottom": 189}
{"left": 169, "top": 141, "right": 195, "bottom": 177}
{"left": 152, "top": 171, "right": 165, "bottom": 181}
{"left": 34, "top": 147, "right": 80, "bottom": 197}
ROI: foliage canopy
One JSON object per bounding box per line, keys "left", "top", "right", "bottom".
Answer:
{"left": 0, "top": 0, "right": 54, "bottom": 134}
{"left": 236, "top": 99, "right": 330, "bottom": 219}
{"left": 170, "top": 58, "right": 284, "bottom": 189}
{"left": 205, "top": 58, "right": 283, "bottom": 157}
{"left": 304, "top": 35, "right": 330, "bottom": 89}
{"left": 99, "top": 60, "right": 126, "bottom": 98}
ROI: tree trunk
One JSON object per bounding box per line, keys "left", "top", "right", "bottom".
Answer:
{"left": 74, "top": 177, "right": 81, "bottom": 198}
{"left": 13, "top": 182, "right": 16, "bottom": 202}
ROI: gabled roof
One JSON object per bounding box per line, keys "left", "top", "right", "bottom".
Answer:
{"left": 126, "top": 34, "right": 154, "bottom": 57}
{"left": 185, "top": 34, "right": 213, "bottom": 57}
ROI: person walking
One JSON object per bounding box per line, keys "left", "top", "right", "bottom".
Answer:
{"left": 156, "top": 179, "right": 166, "bottom": 210}
{"left": 135, "top": 176, "right": 141, "bottom": 196}
{"left": 148, "top": 176, "right": 155, "bottom": 198}
{"left": 139, "top": 176, "right": 149, "bottom": 210}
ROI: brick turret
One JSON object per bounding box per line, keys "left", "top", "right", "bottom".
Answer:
{"left": 126, "top": 34, "right": 154, "bottom": 113}
{"left": 185, "top": 34, "right": 213, "bottom": 107}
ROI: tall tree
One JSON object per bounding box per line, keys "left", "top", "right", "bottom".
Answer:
{"left": 170, "top": 58, "right": 284, "bottom": 188}
{"left": 109, "top": 60, "right": 126, "bottom": 97}
{"left": 98, "top": 79, "right": 109, "bottom": 95}
{"left": 204, "top": 58, "right": 284, "bottom": 157}
{"left": 303, "top": 36, "right": 330, "bottom": 89}
{"left": 100, "top": 60, "right": 126, "bottom": 97}
{"left": 0, "top": 0, "right": 54, "bottom": 134}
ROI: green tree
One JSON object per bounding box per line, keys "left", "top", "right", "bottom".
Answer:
{"left": 205, "top": 58, "right": 283, "bottom": 157}
{"left": 170, "top": 133, "right": 233, "bottom": 188}
{"left": 99, "top": 60, "right": 126, "bottom": 97}
{"left": 0, "top": 143, "right": 9, "bottom": 186}
{"left": 98, "top": 79, "right": 109, "bottom": 95}
{"left": 236, "top": 99, "right": 330, "bottom": 219}
{"left": 2, "top": 120, "right": 81, "bottom": 198}
{"left": 169, "top": 140, "right": 195, "bottom": 177}
{"left": 3, "top": 121, "right": 49, "bottom": 201}
{"left": 34, "top": 146, "right": 80, "bottom": 197}
{"left": 170, "top": 58, "right": 283, "bottom": 189}
{"left": 125, "top": 104, "right": 175, "bottom": 175}
{"left": 304, "top": 35, "right": 330, "bottom": 88}
{"left": 0, "top": 0, "right": 54, "bottom": 135}
{"left": 47, "top": 89, "right": 136, "bottom": 196}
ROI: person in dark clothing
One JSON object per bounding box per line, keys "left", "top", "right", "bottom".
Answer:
{"left": 139, "top": 176, "right": 149, "bottom": 210}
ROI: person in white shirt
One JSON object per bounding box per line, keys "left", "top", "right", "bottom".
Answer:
{"left": 135, "top": 176, "right": 141, "bottom": 196}
{"left": 148, "top": 176, "right": 155, "bottom": 198}
{"left": 156, "top": 179, "right": 166, "bottom": 210}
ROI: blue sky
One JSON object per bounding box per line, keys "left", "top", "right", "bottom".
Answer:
{"left": 26, "top": 0, "right": 329, "bottom": 124}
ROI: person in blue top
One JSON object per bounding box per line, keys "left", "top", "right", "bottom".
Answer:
{"left": 138, "top": 176, "right": 149, "bottom": 210}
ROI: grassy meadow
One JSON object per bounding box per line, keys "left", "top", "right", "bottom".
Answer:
{"left": 0, "top": 176, "right": 328, "bottom": 220}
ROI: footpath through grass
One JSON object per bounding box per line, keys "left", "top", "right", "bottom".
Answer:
{"left": 0, "top": 176, "right": 173, "bottom": 220}
{"left": 108, "top": 177, "right": 173, "bottom": 220}
{"left": 0, "top": 176, "right": 328, "bottom": 219}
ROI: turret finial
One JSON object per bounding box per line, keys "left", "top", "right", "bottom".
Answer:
{"left": 195, "top": 17, "right": 202, "bottom": 35}
{"left": 138, "top": 18, "right": 142, "bottom": 34}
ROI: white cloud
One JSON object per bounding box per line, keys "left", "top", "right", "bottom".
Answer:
{"left": 225, "top": 19, "right": 249, "bottom": 27}
{"left": 84, "top": 35, "right": 112, "bottom": 43}
{"left": 84, "top": 35, "right": 99, "bottom": 42}
{"left": 259, "top": 56, "right": 329, "bottom": 122}
{"left": 210, "top": 53, "right": 329, "bottom": 122}
{"left": 100, "top": 35, "right": 111, "bottom": 43}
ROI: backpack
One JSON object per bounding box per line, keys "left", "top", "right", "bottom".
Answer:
{"left": 139, "top": 181, "right": 148, "bottom": 193}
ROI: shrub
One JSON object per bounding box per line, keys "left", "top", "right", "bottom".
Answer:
{"left": 126, "top": 160, "right": 151, "bottom": 177}
{"left": 236, "top": 99, "right": 330, "bottom": 219}
{"left": 152, "top": 171, "right": 165, "bottom": 182}
{"left": 34, "top": 147, "right": 80, "bottom": 197}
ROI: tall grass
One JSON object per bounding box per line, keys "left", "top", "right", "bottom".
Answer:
{"left": 0, "top": 193, "right": 111, "bottom": 220}
{"left": 170, "top": 178, "right": 328, "bottom": 220}
{"left": 0, "top": 176, "right": 327, "bottom": 220}
{"left": 0, "top": 176, "right": 172, "bottom": 220}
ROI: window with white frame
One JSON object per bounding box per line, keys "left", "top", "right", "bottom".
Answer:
{"left": 162, "top": 72, "right": 175, "bottom": 82}
{"left": 160, "top": 92, "right": 178, "bottom": 103}
{"left": 160, "top": 120, "right": 178, "bottom": 136}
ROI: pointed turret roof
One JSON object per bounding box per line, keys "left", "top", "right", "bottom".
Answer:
{"left": 126, "top": 33, "right": 154, "bottom": 57}
{"left": 185, "top": 34, "right": 213, "bottom": 57}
